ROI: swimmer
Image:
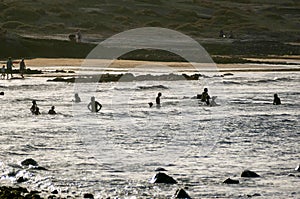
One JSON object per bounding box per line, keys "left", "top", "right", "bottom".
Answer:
{"left": 74, "top": 93, "right": 81, "bottom": 103}
{"left": 87, "top": 96, "right": 102, "bottom": 112}
{"left": 273, "top": 93, "right": 281, "bottom": 105}
{"left": 201, "top": 88, "right": 210, "bottom": 105}
{"left": 30, "top": 100, "right": 37, "bottom": 114}
{"left": 48, "top": 106, "right": 56, "bottom": 115}
{"left": 156, "top": 92, "right": 162, "bottom": 105}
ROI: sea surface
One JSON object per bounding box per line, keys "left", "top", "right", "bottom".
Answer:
{"left": 0, "top": 65, "right": 299, "bottom": 198}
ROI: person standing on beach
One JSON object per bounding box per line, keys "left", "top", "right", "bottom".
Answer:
{"left": 6, "top": 57, "right": 14, "bottom": 79}
{"left": 76, "top": 29, "right": 82, "bottom": 43}
{"left": 1, "top": 65, "right": 5, "bottom": 79}
{"left": 87, "top": 96, "right": 102, "bottom": 113}
{"left": 273, "top": 94, "right": 281, "bottom": 105}
{"left": 19, "top": 58, "right": 26, "bottom": 78}
{"left": 201, "top": 88, "right": 210, "bottom": 105}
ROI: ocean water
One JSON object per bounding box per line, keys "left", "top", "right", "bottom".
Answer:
{"left": 0, "top": 68, "right": 299, "bottom": 198}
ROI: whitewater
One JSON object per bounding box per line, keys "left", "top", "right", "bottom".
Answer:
{"left": 0, "top": 67, "right": 299, "bottom": 198}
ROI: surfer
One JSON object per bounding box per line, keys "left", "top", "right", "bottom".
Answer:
{"left": 273, "top": 93, "right": 281, "bottom": 105}
{"left": 87, "top": 96, "right": 102, "bottom": 112}
{"left": 48, "top": 106, "right": 56, "bottom": 115}
{"left": 201, "top": 88, "right": 210, "bottom": 105}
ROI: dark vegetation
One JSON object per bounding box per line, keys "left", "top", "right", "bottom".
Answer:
{"left": 0, "top": 0, "right": 300, "bottom": 61}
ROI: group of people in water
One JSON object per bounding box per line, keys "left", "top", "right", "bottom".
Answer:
{"left": 30, "top": 100, "right": 56, "bottom": 115}
{"left": 1, "top": 57, "right": 26, "bottom": 80}
{"left": 29, "top": 88, "right": 282, "bottom": 115}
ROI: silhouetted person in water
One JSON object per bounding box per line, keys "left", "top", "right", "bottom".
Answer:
{"left": 156, "top": 92, "right": 162, "bottom": 106}
{"left": 74, "top": 93, "right": 81, "bottom": 103}
{"left": 201, "top": 88, "right": 210, "bottom": 105}
{"left": 88, "top": 96, "right": 102, "bottom": 112}
{"left": 30, "top": 100, "right": 37, "bottom": 114}
{"left": 33, "top": 107, "right": 40, "bottom": 115}
{"left": 273, "top": 93, "right": 281, "bottom": 105}
{"left": 48, "top": 106, "right": 56, "bottom": 115}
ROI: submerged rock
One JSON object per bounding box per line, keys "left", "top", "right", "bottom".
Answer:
{"left": 21, "top": 158, "right": 38, "bottom": 167}
{"left": 223, "top": 178, "right": 239, "bottom": 184}
{"left": 241, "top": 170, "right": 260, "bottom": 178}
{"left": 173, "top": 188, "right": 192, "bottom": 198}
{"left": 150, "top": 172, "right": 177, "bottom": 184}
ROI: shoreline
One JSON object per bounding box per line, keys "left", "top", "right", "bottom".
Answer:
{"left": 1, "top": 57, "right": 298, "bottom": 72}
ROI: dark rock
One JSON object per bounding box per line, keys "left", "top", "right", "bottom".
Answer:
{"left": 83, "top": 193, "right": 94, "bottom": 198}
{"left": 0, "top": 92, "right": 4, "bottom": 95}
{"left": 51, "top": 190, "right": 58, "bottom": 194}
{"left": 155, "top": 167, "right": 167, "bottom": 172}
{"left": 21, "top": 158, "right": 38, "bottom": 167}
{"left": 150, "top": 172, "right": 177, "bottom": 184}
{"left": 223, "top": 73, "right": 234, "bottom": 76}
{"left": 17, "top": 176, "right": 28, "bottom": 183}
{"left": 247, "top": 193, "right": 261, "bottom": 197}
{"left": 295, "top": 164, "right": 300, "bottom": 172}
{"left": 223, "top": 178, "right": 239, "bottom": 184}
{"left": 241, "top": 170, "right": 260, "bottom": 178}
{"left": 288, "top": 173, "right": 295, "bottom": 177}
{"left": 174, "top": 188, "right": 192, "bottom": 198}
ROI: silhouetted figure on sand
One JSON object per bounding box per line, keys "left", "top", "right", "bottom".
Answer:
{"left": 19, "top": 58, "right": 26, "bottom": 78}
{"left": 1, "top": 65, "right": 5, "bottom": 79}
{"left": 273, "top": 93, "right": 281, "bottom": 105}
{"left": 201, "top": 88, "right": 210, "bottom": 105}
{"left": 88, "top": 96, "right": 102, "bottom": 112}
{"left": 48, "top": 106, "right": 56, "bottom": 115}
{"left": 6, "top": 57, "right": 14, "bottom": 79}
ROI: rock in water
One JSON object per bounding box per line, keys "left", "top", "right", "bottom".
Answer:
{"left": 174, "top": 188, "right": 192, "bottom": 198}
{"left": 150, "top": 172, "right": 177, "bottom": 184}
{"left": 241, "top": 170, "right": 260, "bottom": 178}
{"left": 223, "top": 178, "right": 239, "bottom": 184}
{"left": 83, "top": 193, "right": 94, "bottom": 198}
{"left": 155, "top": 167, "right": 167, "bottom": 172}
{"left": 295, "top": 164, "right": 300, "bottom": 172}
{"left": 21, "top": 158, "right": 38, "bottom": 167}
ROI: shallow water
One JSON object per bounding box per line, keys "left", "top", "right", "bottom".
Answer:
{"left": 0, "top": 69, "right": 299, "bottom": 198}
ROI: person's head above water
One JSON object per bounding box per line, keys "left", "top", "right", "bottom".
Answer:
{"left": 32, "top": 100, "right": 36, "bottom": 104}
{"left": 158, "top": 92, "right": 162, "bottom": 97}
{"left": 204, "top": 88, "right": 208, "bottom": 92}
{"left": 274, "top": 93, "right": 278, "bottom": 98}
{"left": 51, "top": 106, "right": 55, "bottom": 110}
{"left": 91, "top": 96, "right": 95, "bottom": 101}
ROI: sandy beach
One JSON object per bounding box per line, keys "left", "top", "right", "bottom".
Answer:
{"left": 12, "top": 57, "right": 300, "bottom": 73}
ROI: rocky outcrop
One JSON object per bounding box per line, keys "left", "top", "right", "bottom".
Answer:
{"left": 241, "top": 170, "right": 260, "bottom": 178}
{"left": 150, "top": 172, "right": 177, "bottom": 184}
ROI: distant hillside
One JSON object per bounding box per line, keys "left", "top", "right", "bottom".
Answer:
{"left": 0, "top": 0, "right": 300, "bottom": 41}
